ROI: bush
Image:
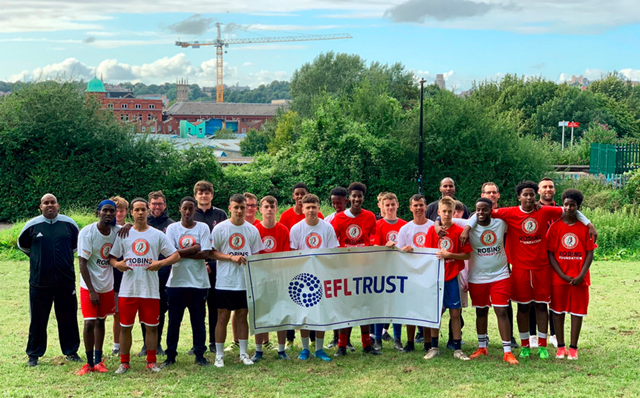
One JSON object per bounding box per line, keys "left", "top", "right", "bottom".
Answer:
{"left": 582, "top": 206, "right": 640, "bottom": 261}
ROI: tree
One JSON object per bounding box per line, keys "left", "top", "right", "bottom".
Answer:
{"left": 240, "top": 129, "right": 270, "bottom": 156}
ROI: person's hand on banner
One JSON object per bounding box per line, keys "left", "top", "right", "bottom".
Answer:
{"left": 436, "top": 249, "right": 451, "bottom": 259}
{"left": 231, "top": 255, "right": 246, "bottom": 265}
{"left": 401, "top": 245, "right": 414, "bottom": 252}
{"left": 385, "top": 241, "right": 397, "bottom": 248}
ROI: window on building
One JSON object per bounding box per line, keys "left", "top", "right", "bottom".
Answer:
{"left": 108, "top": 103, "right": 113, "bottom": 109}
{"left": 142, "top": 126, "right": 146, "bottom": 132}
{"left": 120, "top": 114, "right": 124, "bottom": 120}
{"left": 149, "top": 104, "right": 155, "bottom": 109}
{"left": 158, "top": 126, "right": 162, "bottom": 132}
{"left": 121, "top": 104, "right": 127, "bottom": 109}
{"left": 135, "top": 104, "right": 141, "bottom": 109}
{"left": 242, "top": 128, "right": 246, "bottom": 133}
{"left": 168, "top": 125, "right": 172, "bottom": 132}
{"left": 138, "top": 114, "right": 142, "bottom": 121}
{"left": 151, "top": 126, "right": 156, "bottom": 133}
{"left": 125, "top": 114, "right": 129, "bottom": 121}
{"left": 148, "top": 114, "right": 153, "bottom": 121}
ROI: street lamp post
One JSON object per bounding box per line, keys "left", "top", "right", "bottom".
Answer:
{"left": 418, "top": 78, "right": 426, "bottom": 195}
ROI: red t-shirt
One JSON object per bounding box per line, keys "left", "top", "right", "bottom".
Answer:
{"left": 546, "top": 220, "right": 596, "bottom": 286}
{"left": 331, "top": 209, "right": 377, "bottom": 248}
{"left": 426, "top": 224, "right": 472, "bottom": 281}
{"left": 375, "top": 218, "right": 407, "bottom": 245}
{"left": 255, "top": 222, "right": 290, "bottom": 254}
{"left": 278, "top": 207, "right": 324, "bottom": 231}
{"left": 492, "top": 206, "right": 563, "bottom": 270}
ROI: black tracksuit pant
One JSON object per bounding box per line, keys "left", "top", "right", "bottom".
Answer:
{"left": 166, "top": 287, "right": 208, "bottom": 359}
{"left": 27, "top": 284, "right": 80, "bottom": 358}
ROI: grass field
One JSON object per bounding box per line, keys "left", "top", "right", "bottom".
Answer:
{"left": 1, "top": 260, "right": 639, "bottom": 398}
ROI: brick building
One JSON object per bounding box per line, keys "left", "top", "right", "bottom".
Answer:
{"left": 85, "top": 77, "right": 164, "bottom": 133}
{"left": 164, "top": 102, "right": 285, "bottom": 135}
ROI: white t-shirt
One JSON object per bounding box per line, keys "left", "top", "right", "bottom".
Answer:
{"left": 211, "top": 220, "right": 264, "bottom": 291}
{"left": 110, "top": 227, "right": 177, "bottom": 299}
{"left": 397, "top": 220, "right": 435, "bottom": 248}
{"left": 290, "top": 219, "right": 339, "bottom": 250}
{"left": 78, "top": 222, "right": 119, "bottom": 293}
{"left": 166, "top": 222, "right": 213, "bottom": 289}
{"left": 467, "top": 218, "right": 510, "bottom": 284}
{"left": 324, "top": 212, "right": 336, "bottom": 224}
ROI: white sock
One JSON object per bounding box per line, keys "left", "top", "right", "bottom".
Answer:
{"left": 255, "top": 344, "right": 263, "bottom": 353}
{"left": 216, "top": 343, "right": 225, "bottom": 358}
{"left": 239, "top": 339, "right": 248, "bottom": 356}
{"left": 301, "top": 337, "right": 310, "bottom": 351}
{"left": 538, "top": 332, "right": 547, "bottom": 339}
{"left": 478, "top": 334, "right": 488, "bottom": 348}
{"left": 519, "top": 332, "right": 530, "bottom": 341}
{"left": 315, "top": 338, "right": 324, "bottom": 352}
{"left": 278, "top": 344, "right": 285, "bottom": 352}
{"left": 113, "top": 343, "right": 120, "bottom": 350}
{"left": 502, "top": 340, "right": 512, "bottom": 353}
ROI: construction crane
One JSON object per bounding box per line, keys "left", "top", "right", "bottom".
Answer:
{"left": 176, "top": 23, "right": 352, "bottom": 102}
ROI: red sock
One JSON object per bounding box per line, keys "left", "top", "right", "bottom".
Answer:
{"left": 539, "top": 337, "right": 547, "bottom": 347}
{"left": 120, "top": 354, "right": 130, "bottom": 364}
{"left": 338, "top": 333, "right": 348, "bottom": 348}
{"left": 147, "top": 349, "right": 157, "bottom": 364}
{"left": 361, "top": 333, "right": 371, "bottom": 347}
{"left": 521, "top": 339, "right": 530, "bottom": 348}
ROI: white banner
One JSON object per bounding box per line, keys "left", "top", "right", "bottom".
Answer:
{"left": 245, "top": 246, "right": 444, "bottom": 335}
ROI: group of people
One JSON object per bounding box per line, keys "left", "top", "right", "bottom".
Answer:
{"left": 17, "top": 176, "right": 597, "bottom": 375}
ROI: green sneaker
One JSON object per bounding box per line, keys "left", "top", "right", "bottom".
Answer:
{"left": 538, "top": 347, "right": 550, "bottom": 359}
{"left": 519, "top": 347, "right": 531, "bottom": 359}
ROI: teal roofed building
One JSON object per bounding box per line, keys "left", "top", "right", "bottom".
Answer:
{"left": 86, "top": 77, "right": 106, "bottom": 93}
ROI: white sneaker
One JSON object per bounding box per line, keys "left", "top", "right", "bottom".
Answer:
{"left": 453, "top": 350, "right": 470, "bottom": 361}
{"left": 214, "top": 357, "right": 224, "bottom": 368}
{"left": 239, "top": 354, "right": 254, "bottom": 365}
{"left": 530, "top": 335, "right": 539, "bottom": 348}
{"left": 423, "top": 347, "right": 439, "bottom": 360}
{"left": 549, "top": 335, "right": 558, "bottom": 348}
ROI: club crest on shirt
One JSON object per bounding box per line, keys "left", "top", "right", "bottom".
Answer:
{"left": 132, "top": 239, "right": 150, "bottom": 256}
{"left": 438, "top": 236, "right": 454, "bottom": 251}
{"left": 179, "top": 235, "right": 196, "bottom": 249}
{"left": 262, "top": 236, "right": 276, "bottom": 252}
{"left": 346, "top": 224, "right": 362, "bottom": 240}
{"left": 100, "top": 243, "right": 112, "bottom": 259}
{"left": 386, "top": 230, "right": 399, "bottom": 243}
{"left": 521, "top": 218, "right": 539, "bottom": 235}
{"left": 480, "top": 230, "right": 497, "bottom": 246}
{"left": 413, "top": 232, "right": 427, "bottom": 248}
{"left": 561, "top": 232, "right": 579, "bottom": 250}
{"left": 229, "top": 233, "right": 245, "bottom": 250}
{"left": 306, "top": 233, "right": 322, "bottom": 249}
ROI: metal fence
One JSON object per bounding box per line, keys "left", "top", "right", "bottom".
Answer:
{"left": 590, "top": 143, "right": 640, "bottom": 175}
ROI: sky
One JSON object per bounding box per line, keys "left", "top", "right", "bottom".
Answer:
{"left": 1, "top": 0, "right": 640, "bottom": 92}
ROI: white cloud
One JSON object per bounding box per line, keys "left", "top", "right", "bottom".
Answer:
{"left": 243, "top": 62, "right": 254, "bottom": 67}
{"left": 620, "top": 68, "right": 640, "bottom": 81}
{"left": 9, "top": 54, "right": 283, "bottom": 88}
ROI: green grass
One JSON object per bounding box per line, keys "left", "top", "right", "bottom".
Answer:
{"left": 1, "top": 260, "right": 639, "bottom": 397}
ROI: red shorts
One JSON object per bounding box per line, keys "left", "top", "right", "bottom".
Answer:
{"left": 468, "top": 278, "right": 511, "bottom": 308}
{"left": 550, "top": 285, "right": 589, "bottom": 317}
{"left": 80, "top": 288, "right": 116, "bottom": 320}
{"left": 118, "top": 297, "right": 160, "bottom": 327}
{"left": 510, "top": 267, "right": 551, "bottom": 304}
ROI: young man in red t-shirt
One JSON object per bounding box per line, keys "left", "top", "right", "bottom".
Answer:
{"left": 547, "top": 189, "right": 596, "bottom": 360}
{"left": 461, "top": 180, "right": 596, "bottom": 360}
{"left": 373, "top": 192, "right": 407, "bottom": 351}
{"left": 252, "top": 196, "right": 291, "bottom": 362}
{"left": 423, "top": 196, "right": 472, "bottom": 361}
{"left": 331, "top": 182, "right": 379, "bottom": 357}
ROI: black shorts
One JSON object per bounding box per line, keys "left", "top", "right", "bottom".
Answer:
{"left": 215, "top": 289, "right": 248, "bottom": 311}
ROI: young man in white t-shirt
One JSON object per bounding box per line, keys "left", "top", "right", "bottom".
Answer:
{"left": 465, "top": 198, "right": 519, "bottom": 365}
{"left": 289, "top": 194, "right": 339, "bottom": 362}
{"left": 76, "top": 200, "right": 120, "bottom": 375}
{"left": 162, "top": 197, "right": 213, "bottom": 368}
{"left": 211, "top": 194, "right": 265, "bottom": 367}
{"left": 324, "top": 186, "right": 348, "bottom": 224}
{"left": 388, "top": 194, "right": 434, "bottom": 353}
{"left": 109, "top": 198, "right": 180, "bottom": 374}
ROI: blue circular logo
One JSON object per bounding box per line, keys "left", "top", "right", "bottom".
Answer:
{"left": 288, "top": 273, "right": 323, "bottom": 308}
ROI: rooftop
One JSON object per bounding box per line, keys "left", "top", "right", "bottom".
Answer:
{"left": 166, "top": 102, "right": 285, "bottom": 117}
{"left": 86, "top": 77, "right": 106, "bottom": 93}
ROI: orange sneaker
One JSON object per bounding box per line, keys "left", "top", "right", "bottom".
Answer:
{"left": 92, "top": 362, "right": 108, "bottom": 373}
{"left": 503, "top": 352, "right": 519, "bottom": 365}
{"left": 75, "top": 363, "right": 93, "bottom": 376}
{"left": 555, "top": 347, "right": 567, "bottom": 359}
{"left": 568, "top": 348, "right": 578, "bottom": 360}
{"left": 470, "top": 348, "right": 488, "bottom": 359}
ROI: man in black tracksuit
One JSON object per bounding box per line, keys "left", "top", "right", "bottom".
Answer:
{"left": 138, "top": 191, "right": 175, "bottom": 357}
{"left": 192, "top": 181, "right": 228, "bottom": 354}
{"left": 17, "top": 194, "right": 81, "bottom": 366}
